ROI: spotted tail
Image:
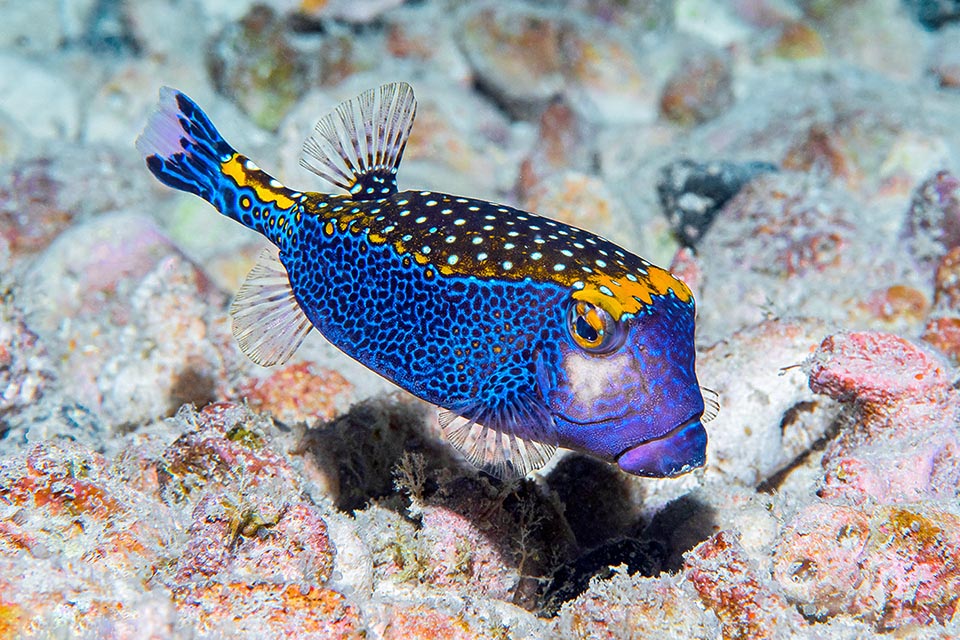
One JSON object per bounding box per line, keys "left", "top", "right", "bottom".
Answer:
{"left": 136, "top": 87, "right": 300, "bottom": 247}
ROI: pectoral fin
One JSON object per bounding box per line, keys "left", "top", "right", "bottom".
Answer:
{"left": 437, "top": 392, "right": 558, "bottom": 480}
{"left": 230, "top": 248, "right": 313, "bottom": 367}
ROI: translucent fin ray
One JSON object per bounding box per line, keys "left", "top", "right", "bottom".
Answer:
{"left": 300, "top": 82, "right": 417, "bottom": 200}
{"left": 701, "top": 386, "right": 721, "bottom": 423}
{"left": 438, "top": 394, "right": 558, "bottom": 479}
{"left": 230, "top": 249, "right": 313, "bottom": 367}
{"left": 136, "top": 87, "right": 235, "bottom": 202}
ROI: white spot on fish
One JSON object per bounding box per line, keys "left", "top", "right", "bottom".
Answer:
{"left": 563, "top": 350, "right": 632, "bottom": 408}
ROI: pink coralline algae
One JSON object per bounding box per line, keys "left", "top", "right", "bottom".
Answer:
{"left": 0, "top": 440, "right": 177, "bottom": 636}
{"left": 238, "top": 361, "right": 353, "bottom": 425}
{"left": 0, "top": 302, "right": 53, "bottom": 426}
{"left": 158, "top": 402, "right": 304, "bottom": 505}
{"left": 0, "top": 401, "right": 359, "bottom": 637}
{"left": 376, "top": 604, "right": 480, "bottom": 640}
{"left": 685, "top": 530, "right": 803, "bottom": 639}
{"left": 772, "top": 330, "right": 960, "bottom": 630}
{"left": 173, "top": 582, "right": 363, "bottom": 639}
{"left": 553, "top": 568, "right": 720, "bottom": 639}
{"left": 693, "top": 172, "right": 876, "bottom": 342}
{"left": 810, "top": 332, "right": 951, "bottom": 412}
{"left": 774, "top": 503, "right": 960, "bottom": 630}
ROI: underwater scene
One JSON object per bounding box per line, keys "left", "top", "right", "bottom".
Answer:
{"left": 1, "top": 0, "right": 959, "bottom": 637}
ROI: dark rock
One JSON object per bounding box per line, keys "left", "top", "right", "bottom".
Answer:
{"left": 80, "top": 0, "right": 142, "bottom": 55}
{"left": 656, "top": 159, "right": 778, "bottom": 248}
{"left": 902, "top": 170, "right": 960, "bottom": 271}
{"left": 905, "top": 0, "right": 960, "bottom": 30}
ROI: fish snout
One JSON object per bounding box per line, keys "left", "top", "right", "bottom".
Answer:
{"left": 616, "top": 417, "right": 707, "bottom": 477}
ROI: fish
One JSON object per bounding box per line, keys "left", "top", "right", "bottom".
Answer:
{"left": 136, "top": 82, "right": 717, "bottom": 479}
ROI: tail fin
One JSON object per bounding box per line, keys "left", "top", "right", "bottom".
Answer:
{"left": 136, "top": 87, "right": 236, "bottom": 202}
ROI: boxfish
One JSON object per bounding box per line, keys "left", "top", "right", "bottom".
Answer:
{"left": 137, "top": 82, "right": 717, "bottom": 479}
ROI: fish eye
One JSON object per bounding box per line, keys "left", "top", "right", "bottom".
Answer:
{"left": 566, "top": 299, "right": 624, "bottom": 353}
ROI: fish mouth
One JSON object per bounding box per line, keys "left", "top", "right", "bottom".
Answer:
{"left": 615, "top": 415, "right": 707, "bottom": 478}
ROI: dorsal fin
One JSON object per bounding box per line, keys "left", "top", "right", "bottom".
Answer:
{"left": 300, "top": 82, "right": 417, "bottom": 201}
{"left": 437, "top": 393, "right": 558, "bottom": 480}
{"left": 230, "top": 248, "right": 313, "bottom": 367}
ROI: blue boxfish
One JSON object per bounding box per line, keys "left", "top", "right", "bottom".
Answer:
{"left": 137, "top": 83, "right": 717, "bottom": 479}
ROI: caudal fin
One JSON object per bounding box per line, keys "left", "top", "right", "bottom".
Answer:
{"left": 136, "top": 87, "right": 236, "bottom": 202}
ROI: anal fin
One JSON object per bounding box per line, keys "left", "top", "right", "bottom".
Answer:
{"left": 230, "top": 248, "right": 313, "bottom": 367}
{"left": 438, "top": 396, "right": 558, "bottom": 480}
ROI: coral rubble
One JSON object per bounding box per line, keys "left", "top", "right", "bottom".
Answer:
{"left": 2, "top": 0, "right": 960, "bottom": 637}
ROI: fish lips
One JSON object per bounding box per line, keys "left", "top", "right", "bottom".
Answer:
{"left": 615, "top": 416, "right": 707, "bottom": 478}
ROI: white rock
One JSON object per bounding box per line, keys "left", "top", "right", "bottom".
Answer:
{"left": 0, "top": 54, "right": 80, "bottom": 140}
{"left": 698, "top": 318, "right": 840, "bottom": 487}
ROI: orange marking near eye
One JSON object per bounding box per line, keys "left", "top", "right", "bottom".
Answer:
{"left": 572, "top": 266, "right": 692, "bottom": 320}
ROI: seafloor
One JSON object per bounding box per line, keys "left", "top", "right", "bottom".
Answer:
{"left": 2, "top": 0, "right": 960, "bottom": 638}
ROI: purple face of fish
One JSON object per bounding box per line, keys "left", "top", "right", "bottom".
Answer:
{"left": 543, "top": 295, "right": 708, "bottom": 477}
